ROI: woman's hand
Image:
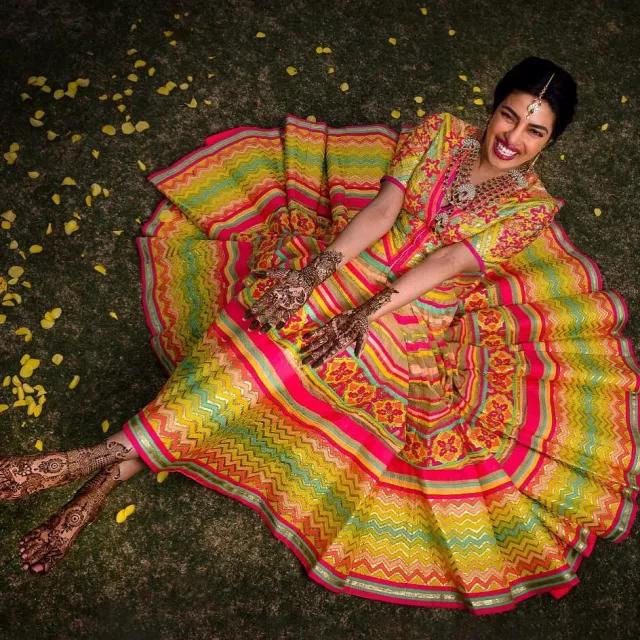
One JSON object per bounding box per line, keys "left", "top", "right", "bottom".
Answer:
{"left": 300, "top": 286, "right": 398, "bottom": 367}
{"left": 244, "top": 250, "right": 343, "bottom": 331}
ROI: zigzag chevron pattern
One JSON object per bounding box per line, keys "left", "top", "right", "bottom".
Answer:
{"left": 124, "top": 114, "right": 640, "bottom": 614}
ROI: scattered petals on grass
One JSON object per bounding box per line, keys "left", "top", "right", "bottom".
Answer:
{"left": 46, "top": 130, "right": 58, "bottom": 141}
{"left": 473, "top": 97, "right": 484, "bottom": 106}
{"left": 101, "top": 419, "right": 110, "bottom": 433}
{"left": 29, "top": 244, "right": 43, "bottom": 253}
{"left": 94, "top": 264, "right": 107, "bottom": 275}
{"left": 20, "top": 356, "right": 40, "bottom": 378}
{"left": 135, "top": 120, "right": 150, "bottom": 132}
{"left": 594, "top": 207, "right": 602, "bottom": 217}
{"left": 157, "top": 471, "right": 169, "bottom": 483}
{"left": 127, "top": 73, "right": 138, "bottom": 82}
{"left": 101, "top": 124, "right": 116, "bottom": 136}
{"left": 8, "top": 266, "right": 24, "bottom": 279}
{"left": 51, "top": 193, "right": 61, "bottom": 205}
{"left": 286, "top": 66, "right": 298, "bottom": 76}
{"left": 416, "top": 108, "right": 426, "bottom": 117}
{"left": 600, "top": 123, "right": 609, "bottom": 131}
{"left": 414, "top": 96, "right": 424, "bottom": 104}
{"left": 122, "top": 121, "right": 136, "bottom": 134}
{"left": 621, "top": 95, "right": 628, "bottom": 103}
{"left": 390, "top": 109, "right": 401, "bottom": 119}
{"left": 35, "top": 439, "right": 43, "bottom": 451}
{"left": 137, "top": 160, "right": 147, "bottom": 171}
{"left": 339, "top": 82, "right": 349, "bottom": 92}
{"left": 52, "top": 353, "right": 64, "bottom": 365}
{"left": 255, "top": 31, "right": 266, "bottom": 38}
{"left": 91, "top": 149, "right": 100, "bottom": 159}
{"left": 458, "top": 74, "right": 468, "bottom": 82}
{"left": 388, "top": 37, "right": 397, "bottom": 45}
{"left": 327, "top": 66, "right": 335, "bottom": 74}
{"left": 472, "top": 85, "right": 481, "bottom": 93}
{"left": 46, "top": 222, "right": 52, "bottom": 235}
{"left": 448, "top": 29, "right": 456, "bottom": 36}
{"left": 179, "top": 82, "right": 189, "bottom": 90}
{"left": 116, "top": 509, "right": 127, "bottom": 524}
{"left": 61, "top": 176, "right": 77, "bottom": 186}
{"left": 68, "top": 374, "right": 80, "bottom": 389}
{"left": 185, "top": 97, "right": 198, "bottom": 108}
{"left": 419, "top": 6, "right": 428, "bottom": 15}
{"left": 124, "top": 504, "right": 136, "bottom": 517}
{"left": 0, "top": 404, "right": 8, "bottom": 413}
{"left": 109, "top": 310, "right": 119, "bottom": 319}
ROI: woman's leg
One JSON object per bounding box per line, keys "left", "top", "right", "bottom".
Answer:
{"left": 18, "top": 457, "right": 147, "bottom": 575}
{"left": 0, "top": 430, "right": 139, "bottom": 501}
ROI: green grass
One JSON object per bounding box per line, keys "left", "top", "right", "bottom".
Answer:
{"left": 0, "top": 1, "right": 638, "bottom": 638}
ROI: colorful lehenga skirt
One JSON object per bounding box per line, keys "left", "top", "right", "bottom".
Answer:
{"left": 122, "top": 114, "right": 640, "bottom": 614}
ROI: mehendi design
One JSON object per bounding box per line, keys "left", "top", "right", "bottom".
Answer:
{"left": 18, "top": 463, "right": 122, "bottom": 575}
{"left": 0, "top": 440, "right": 133, "bottom": 502}
{"left": 301, "top": 286, "right": 398, "bottom": 368}
{"left": 245, "top": 250, "right": 343, "bottom": 331}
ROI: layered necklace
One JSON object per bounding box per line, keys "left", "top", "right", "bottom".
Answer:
{"left": 433, "top": 136, "right": 529, "bottom": 233}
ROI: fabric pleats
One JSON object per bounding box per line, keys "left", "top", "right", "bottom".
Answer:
{"left": 123, "top": 114, "right": 640, "bottom": 614}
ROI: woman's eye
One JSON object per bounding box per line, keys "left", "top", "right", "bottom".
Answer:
{"left": 529, "top": 129, "right": 543, "bottom": 137}
{"left": 501, "top": 111, "right": 513, "bottom": 120}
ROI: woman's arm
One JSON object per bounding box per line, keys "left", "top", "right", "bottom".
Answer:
{"left": 300, "top": 241, "right": 481, "bottom": 366}
{"left": 368, "top": 240, "right": 480, "bottom": 321}
{"left": 324, "top": 180, "right": 405, "bottom": 267}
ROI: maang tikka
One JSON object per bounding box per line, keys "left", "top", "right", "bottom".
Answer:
{"left": 526, "top": 72, "right": 556, "bottom": 119}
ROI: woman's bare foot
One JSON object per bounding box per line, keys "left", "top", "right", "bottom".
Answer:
{"left": 18, "top": 463, "right": 123, "bottom": 575}
{"left": 0, "top": 437, "right": 135, "bottom": 502}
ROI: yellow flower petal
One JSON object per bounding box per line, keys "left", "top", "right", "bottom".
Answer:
{"left": 306, "top": 115, "right": 317, "bottom": 122}
{"left": 255, "top": 31, "right": 266, "bottom": 38}
{"left": 34, "top": 109, "right": 45, "bottom": 119}
{"left": 156, "top": 81, "right": 177, "bottom": 95}
{"left": 124, "top": 504, "right": 136, "bottom": 517}
{"left": 92, "top": 149, "right": 100, "bottom": 159}
{"left": 2, "top": 210, "right": 16, "bottom": 222}
{"left": 122, "top": 122, "right": 136, "bottom": 135}
{"left": 185, "top": 98, "right": 198, "bottom": 108}
{"left": 135, "top": 121, "right": 150, "bottom": 132}
{"left": 52, "top": 353, "right": 64, "bottom": 365}
{"left": 46, "top": 222, "right": 52, "bottom": 235}
{"left": 473, "top": 97, "right": 484, "bottom": 106}
{"left": 621, "top": 95, "right": 628, "bottom": 104}
{"left": 51, "top": 193, "right": 61, "bottom": 205}
{"left": 390, "top": 109, "right": 401, "bottom": 119}
{"left": 388, "top": 37, "right": 397, "bottom": 45}
{"left": 64, "top": 219, "right": 79, "bottom": 235}
{"left": 0, "top": 404, "right": 8, "bottom": 413}
{"left": 101, "top": 419, "right": 110, "bottom": 433}
{"left": 28, "top": 171, "right": 40, "bottom": 179}
{"left": 68, "top": 374, "right": 80, "bottom": 389}
{"left": 62, "top": 177, "right": 77, "bottom": 186}
{"left": 101, "top": 125, "right": 116, "bottom": 136}
{"left": 94, "top": 264, "right": 107, "bottom": 275}
{"left": 600, "top": 123, "right": 609, "bottom": 131}
{"left": 448, "top": 29, "right": 456, "bottom": 36}
{"left": 157, "top": 471, "right": 169, "bottom": 483}
{"left": 419, "top": 7, "right": 428, "bottom": 15}
{"left": 327, "top": 66, "right": 335, "bottom": 74}
{"left": 472, "top": 86, "right": 481, "bottom": 93}
{"left": 15, "top": 327, "right": 32, "bottom": 342}
{"left": 8, "top": 266, "right": 24, "bottom": 278}
{"left": 137, "top": 160, "right": 147, "bottom": 171}
{"left": 46, "top": 130, "right": 58, "bottom": 141}
{"left": 85, "top": 195, "right": 92, "bottom": 207}
{"left": 594, "top": 207, "right": 602, "bottom": 217}
{"left": 40, "top": 318, "right": 54, "bottom": 329}
{"left": 34, "top": 439, "right": 43, "bottom": 451}
{"left": 147, "top": 67, "right": 156, "bottom": 77}
{"left": 50, "top": 307, "right": 61, "bottom": 319}
{"left": 29, "top": 244, "right": 43, "bottom": 253}
{"left": 560, "top": 153, "right": 566, "bottom": 161}
{"left": 322, "top": 46, "right": 332, "bottom": 54}
{"left": 127, "top": 73, "right": 139, "bottom": 82}
{"left": 71, "top": 133, "right": 82, "bottom": 143}
{"left": 109, "top": 310, "right": 119, "bottom": 320}
{"left": 116, "top": 509, "right": 127, "bottom": 524}
{"left": 339, "top": 82, "right": 349, "bottom": 92}
{"left": 286, "top": 66, "right": 298, "bottom": 76}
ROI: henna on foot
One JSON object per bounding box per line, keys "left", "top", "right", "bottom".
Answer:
{"left": 18, "top": 463, "right": 123, "bottom": 575}
{"left": 0, "top": 440, "right": 134, "bottom": 502}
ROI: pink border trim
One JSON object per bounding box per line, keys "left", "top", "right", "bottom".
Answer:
{"left": 461, "top": 238, "right": 486, "bottom": 273}
{"left": 380, "top": 175, "right": 406, "bottom": 192}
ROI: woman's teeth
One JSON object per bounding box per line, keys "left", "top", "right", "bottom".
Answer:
{"left": 494, "top": 140, "right": 518, "bottom": 160}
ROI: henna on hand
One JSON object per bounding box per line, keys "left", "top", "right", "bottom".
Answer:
{"left": 300, "top": 286, "right": 398, "bottom": 368}
{"left": 244, "top": 250, "right": 343, "bottom": 331}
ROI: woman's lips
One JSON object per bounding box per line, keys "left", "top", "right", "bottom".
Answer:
{"left": 492, "top": 139, "right": 518, "bottom": 161}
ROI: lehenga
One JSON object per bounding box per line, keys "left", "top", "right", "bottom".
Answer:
{"left": 122, "top": 112, "right": 640, "bottom": 614}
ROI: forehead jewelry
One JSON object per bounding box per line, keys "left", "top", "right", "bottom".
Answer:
{"left": 526, "top": 72, "right": 556, "bottom": 119}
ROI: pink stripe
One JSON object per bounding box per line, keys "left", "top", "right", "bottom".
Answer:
{"left": 551, "top": 222, "right": 604, "bottom": 291}
{"left": 141, "top": 198, "right": 169, "bottom": 236}
{"left": 461, "top": 239, "right": 486, "bottom": 273}
{"left": 380, "top": 175, "right": 406, "bottom": 192}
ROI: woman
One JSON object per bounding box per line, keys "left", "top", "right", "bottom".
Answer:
{"left": 2, "top": 57, "right": 638, "bottom": 614}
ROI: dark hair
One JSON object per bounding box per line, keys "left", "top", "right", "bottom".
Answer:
{"left": 492, "top": 57, "right": 578, "bottom": 140}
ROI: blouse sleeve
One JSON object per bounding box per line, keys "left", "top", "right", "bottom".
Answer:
{"left": 381, "top": 114, "right": 444, "bottom": 193}
{"left": 462, "top": 199, "right": 561, "bottom": 272}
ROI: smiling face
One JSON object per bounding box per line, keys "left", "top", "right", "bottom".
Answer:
{"left": 480, "top": 90, "right": 556, "bottom": 174}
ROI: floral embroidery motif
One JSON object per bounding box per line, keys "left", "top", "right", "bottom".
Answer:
{"left": 323, "top": 357, "right": 358, "bottom": 385}
{"left": 373, "top": 400, "right": 405, "bottom": 426}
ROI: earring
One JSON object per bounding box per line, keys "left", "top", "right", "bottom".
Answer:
{"left": 527, "top": 151, "right": 542, "bottom": 173}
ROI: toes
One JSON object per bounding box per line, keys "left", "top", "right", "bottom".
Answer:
{"left": 29, "top": 562, "right": 46, "bottom": 575}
